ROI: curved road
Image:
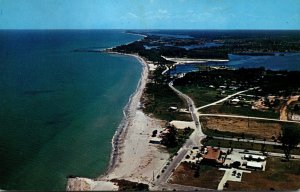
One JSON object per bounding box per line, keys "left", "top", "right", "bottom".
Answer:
{"left": 153, "top": 81, "right": 206, "bottom": 187}
{"left": 152, "top": 81, "right": 299, "bottom": 189}
{"left": 196, "top": 88, "right": 255, "bottom": 110}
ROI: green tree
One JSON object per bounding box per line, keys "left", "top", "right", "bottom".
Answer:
{"left": 161, "top": 127, "right": 178, "bottom": 148}
{"left": 281, "top": 124, "right": 300, "bottom": 160}
{"left": 294, "top": 104, "right": 299, "bottom": 112}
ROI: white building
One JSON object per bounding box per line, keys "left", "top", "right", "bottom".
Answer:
{"left": 246, "top": 161, "right": 263, "bottom": 170}
{"left": 244, "top": 154, "right": 266, "bottom": 161}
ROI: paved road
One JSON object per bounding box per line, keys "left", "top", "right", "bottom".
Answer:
{"left": 196, "top": 88, "right": 254, "bottom": 110}
{"left": 161, "top": 66, "right": 170, "bottom": 75}
{"left": 153, "top": 81, "right": 206, "bottom": 186}
{"left": 152, "top": 81, "right": 300, "bottom": 190}
{"left": 199, "top": 113, "right": 300, "bottom": 124}
{"left": 169, "top": 81, "right": 204, "bottom": 137}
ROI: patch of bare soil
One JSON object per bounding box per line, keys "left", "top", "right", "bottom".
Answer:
{"left": 201, "top": 116, "right": 282, "bottom": 140}
{"left": 170, "top": 162, "right": 224, "bottom": 189}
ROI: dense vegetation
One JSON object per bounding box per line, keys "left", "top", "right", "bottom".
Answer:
{"left": 113, "top": 30, "right": 300, "bottom": 62}
{"left": 161, "top": 126, "right": 193, "bottom": 154}
{"left": 110, "top": 179, "right": 149, "bottom": 191}
{"left": 173, "top": 68, "right": 300, "bottom": 96}
{"left": 280, "top": 123, "right": 300, "bottom": 160}
{"left": 141, "top": 66, "right": 191, "bottom": 121}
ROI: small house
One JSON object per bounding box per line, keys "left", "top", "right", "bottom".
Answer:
{"left": 149, "top": 137, "right": 162, "bottom": 144}
{"left": 244, "top": 154, "right": 266, "bottom": 161}
{"left": 202, "top": 146, "right": 224, "bottom": 164}
{"left": 230, "top": 98, "right": 240, "bottom": 105}
{"left": 169, "top": 106, "right": 178, "bottom": 111}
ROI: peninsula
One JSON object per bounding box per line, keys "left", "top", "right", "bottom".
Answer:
{"left": 67, "top": 30, "right": 300, "bottom": 191}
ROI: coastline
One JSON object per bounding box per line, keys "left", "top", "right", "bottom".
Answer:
{"left": 102, "top": 51, "right": 149, "bottom": 176}
{"left": 67, "top": 49, "right": 171, "bottom": 191}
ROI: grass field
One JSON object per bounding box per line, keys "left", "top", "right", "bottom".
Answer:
{"left": 199, "top": 103, "right": 279, "bottom": 119}
{"left": 175, "top": 86, "right": 229, "bottom": 107}
{"left": 170, "top": 162, "right": 225, "bottom": 189}
{"left": 200, "top": 116, "right": 282, "bottom": 141}
{"left": 142, "top": 83, "right": 192, "bottom": 121}
{"left": 225, "top": 157, "right": 300, "bottom": 191}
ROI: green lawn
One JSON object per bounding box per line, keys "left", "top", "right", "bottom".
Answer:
{"left": 143, "top": 83, "right": 192, "bottom": 121}
{"left": 176, "top": 86, "right": 229, "bottom": 107}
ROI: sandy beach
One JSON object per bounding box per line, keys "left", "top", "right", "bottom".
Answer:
{"left": 162, "top": 56, "right": 229, "bottom": 63}
{"left": 67, "top": 52, "right": 169, "bottom": 191}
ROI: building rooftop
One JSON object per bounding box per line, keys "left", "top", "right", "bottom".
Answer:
{"left": 203, "top": 146, "right": 221, "bottom": 160}
{"left": 246, "top": 161, "right": 263, "bottom": 169}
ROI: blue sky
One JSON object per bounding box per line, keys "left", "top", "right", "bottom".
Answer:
{"left": 0, "top": 0, "right": 299, "bottom": 29}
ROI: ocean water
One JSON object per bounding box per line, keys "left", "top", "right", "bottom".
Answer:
{"left": 0, "top": 30, "right": 142, "bottom": 190}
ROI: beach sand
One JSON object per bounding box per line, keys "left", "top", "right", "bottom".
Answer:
{"left": 66, "top": 54, "right": 169, "bottom": 191}
{"left": 162, "top": 56, "right": 229, "bottom": 63}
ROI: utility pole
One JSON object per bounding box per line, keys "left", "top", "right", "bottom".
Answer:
{"left": 248, "top": 115, "right": 250, "bottom": 128}
{"left": 153, "top": 171, "right": 155, "bottom": 181}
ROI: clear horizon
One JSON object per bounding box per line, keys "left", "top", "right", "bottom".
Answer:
{"left": 1, "top": 29, "right": 300, "bottom": 31}
{"left": 0, "top": 0, "right": 300, "bottom": 30}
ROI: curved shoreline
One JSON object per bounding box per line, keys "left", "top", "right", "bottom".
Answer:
{"left": 100, "top": 52, "right": 149, "bottom": 178}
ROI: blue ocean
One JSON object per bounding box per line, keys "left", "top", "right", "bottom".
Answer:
{"left": 0, "top": 30, "right": 142, "bottom": 190}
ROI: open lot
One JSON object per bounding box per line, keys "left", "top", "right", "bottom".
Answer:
{"left": 203, "top": 138, "right": 300, "bottom": 155}
{"left": 225, "top": 157, "right": 300, "bottom": 191}
{"left": 170, "top": 162, "right": 225, "bottom": 189}
{"left": 199, "top": 103, "right": 279, "bottom": 119}
{"left": 200, "top": 116, "right": 282, "bottom": 140}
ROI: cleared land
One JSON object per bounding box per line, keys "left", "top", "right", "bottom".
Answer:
{"left": 204, "top": 138, "right": 300, "bottom": 155}
{"left": 170, "top": 162, "right": 225, "bottom": 189}
{"left": 225, "top": 157, "right": 300, "bottom": 191}
{"left": 199, "top": 103, "right": 279, "bottom": 119}
{"left": 200, "top": 116, "right": 282, "bottom": 141}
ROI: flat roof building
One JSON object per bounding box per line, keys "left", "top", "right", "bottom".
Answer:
{"left": 202, "top": 146, "right": 224, "bottom": 164}
{"left": 246, "top": 161, "right": 263, "bottom": 170}
{"left": 244, "top": 154, "right": 266, "bottom": 161}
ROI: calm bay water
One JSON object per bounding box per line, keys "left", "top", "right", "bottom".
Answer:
{"left": 0, "top": 30, "right": 142, "bottom": 190}
{"left": 206, "top": 53, "right": 300, "bottom": 71}
{"left": 170, "top": 53, "right": 300, "bottom": 75}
